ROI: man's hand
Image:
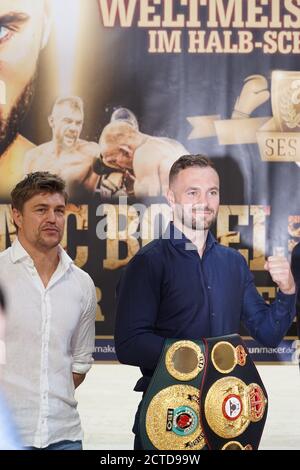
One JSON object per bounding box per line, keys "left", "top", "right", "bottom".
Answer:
{"left": 73, "top": 372, "right": 86, "bottom": 389}
{"left": 123, "top": 169, "right": 136, "bottom": 195}
{"left": 264, "top": 256, "right": 296, "bottom": 295}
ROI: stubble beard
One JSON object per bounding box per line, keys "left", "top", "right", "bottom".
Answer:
{"left": 37, "top": 235, "right": 61, "bottom": 251}
{"left": 0, "top": 75, "right": 36, "bottom": 157}
{"left": 191, "top": 214, "right": 216, "bottom": 231}
{"left": 176, "top": 205, "right": 217, "bottom": 232}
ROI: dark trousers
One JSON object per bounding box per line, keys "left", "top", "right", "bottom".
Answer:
{"left": 133, "top": 399, "right": 144, "bottom": 450}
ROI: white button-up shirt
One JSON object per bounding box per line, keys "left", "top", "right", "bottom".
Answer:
{"left": 0, "top": 239, "right": 96, "bottom": 448}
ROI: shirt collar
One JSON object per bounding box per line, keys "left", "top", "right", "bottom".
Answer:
{"left": 10, "top": 239, "right": 31, "bottom": 264}
{"left": 10, "top": 238, "right": 73, "bottom": 270}
{"left": 166, "top": 222, "right": 217, "bottom": 252}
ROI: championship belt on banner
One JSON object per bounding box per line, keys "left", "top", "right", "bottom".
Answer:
{"left": 139, "top": 334, "right": 268, "bottom": 450}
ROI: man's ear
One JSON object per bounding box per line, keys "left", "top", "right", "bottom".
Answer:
{"left": 119, "top": 144, "right": 132, "bottom": 156}
{"left": 40, "top": 0, "right": 52, "bottom": 50}
{"left": 12, "top": 209, "right": 22, "bottom": 231}
{"left": 166, "top": 189, "right": 175, "bottom": 208}
{"left": 48, "top": 115, "right": 54, "bottom": 129}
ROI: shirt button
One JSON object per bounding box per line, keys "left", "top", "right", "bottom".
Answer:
{"left": 211, "top": 312, "right": 215, "bottom": 317}
{"left": 207, "top": 285, "right": 211, "bottom": 289}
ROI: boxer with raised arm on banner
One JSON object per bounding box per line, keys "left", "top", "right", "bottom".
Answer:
{"left": 24, "top": 97, "right": 101, "bottom": 200}
{"left": 0, "top": 172, "right": 96, "bottom": 450}
{"left": 115, "top": 155, "right": 296, "bottom": 449}
{"left": 0, "top": 0, "right": 51, "bottom": 198}
{"left": 99, "top": 116, "right": 188, "bottom": 197}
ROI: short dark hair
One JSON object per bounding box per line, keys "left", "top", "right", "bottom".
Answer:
{"left": 11, "top": 172, "right": 68, "bottom": 212}
{"left": 169, "top": 154, "right": 216, "bottom": 186}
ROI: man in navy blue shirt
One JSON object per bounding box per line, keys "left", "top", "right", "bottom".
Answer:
{"left": 115, "top": 154, "right": 296, "bottom": 449}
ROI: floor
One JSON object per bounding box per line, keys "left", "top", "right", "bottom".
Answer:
{"left": 76, "top": 364, "right": 300, "bottom": 450}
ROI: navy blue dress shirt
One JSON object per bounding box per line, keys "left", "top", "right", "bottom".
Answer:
{"left": 115, "top": 223, "right": 295, "bottom": 392}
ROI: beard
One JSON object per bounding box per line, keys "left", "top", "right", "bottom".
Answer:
{"left": 191, "top": 212, "right": 216, "bottom": 231}
{"left": 0, "top": 75, "right": 36, "bottom": 156}
{"left": 175, "top": 204, "right": 217, "bottom": 231}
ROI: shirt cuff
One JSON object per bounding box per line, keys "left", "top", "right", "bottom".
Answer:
{"left": 275, "top": 290, "right": 296, "bottom": 317}
{"left": 72, "top": 359, "right": 94, "bottom": 375}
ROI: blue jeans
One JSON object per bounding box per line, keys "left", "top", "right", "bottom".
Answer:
{"left": 25, "top": 440, "right": 82, "bottom": 450}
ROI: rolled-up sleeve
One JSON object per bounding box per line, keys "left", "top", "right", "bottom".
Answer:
{"left": 71, "top": 275, "right": 96, "bottom": 374}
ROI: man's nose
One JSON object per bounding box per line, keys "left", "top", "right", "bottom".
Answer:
{"left": 46, "top": 210, "right": 56, "bottom": 222}
{"left": 196, "top": 193, "right": 208, "bottom": 206}
{"left": 69, "top": 123, "right": 78, "bottom": 131}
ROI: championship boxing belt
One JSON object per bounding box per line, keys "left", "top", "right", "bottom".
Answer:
{"left": 138, "top": 334, "right": 268, "bottom": 450}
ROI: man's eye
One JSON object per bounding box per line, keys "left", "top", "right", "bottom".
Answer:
{"left": 0, "top": 26, "right": 12, "bottom": 42}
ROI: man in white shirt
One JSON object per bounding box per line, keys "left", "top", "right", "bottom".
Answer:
{"left": 0, "top": 172, "right": 96, "bottom": 450}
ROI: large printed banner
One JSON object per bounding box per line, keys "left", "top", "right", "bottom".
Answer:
{"left": 0, "top": 0, "right": 300, "bottom": 363}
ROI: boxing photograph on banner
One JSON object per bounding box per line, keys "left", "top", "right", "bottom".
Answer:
{"left": 0, "top": 0, "right": 299, "bottom": 453}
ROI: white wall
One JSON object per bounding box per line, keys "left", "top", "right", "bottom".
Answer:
{"left": 76, "top": 364, "right": 300, "bottom": 450}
